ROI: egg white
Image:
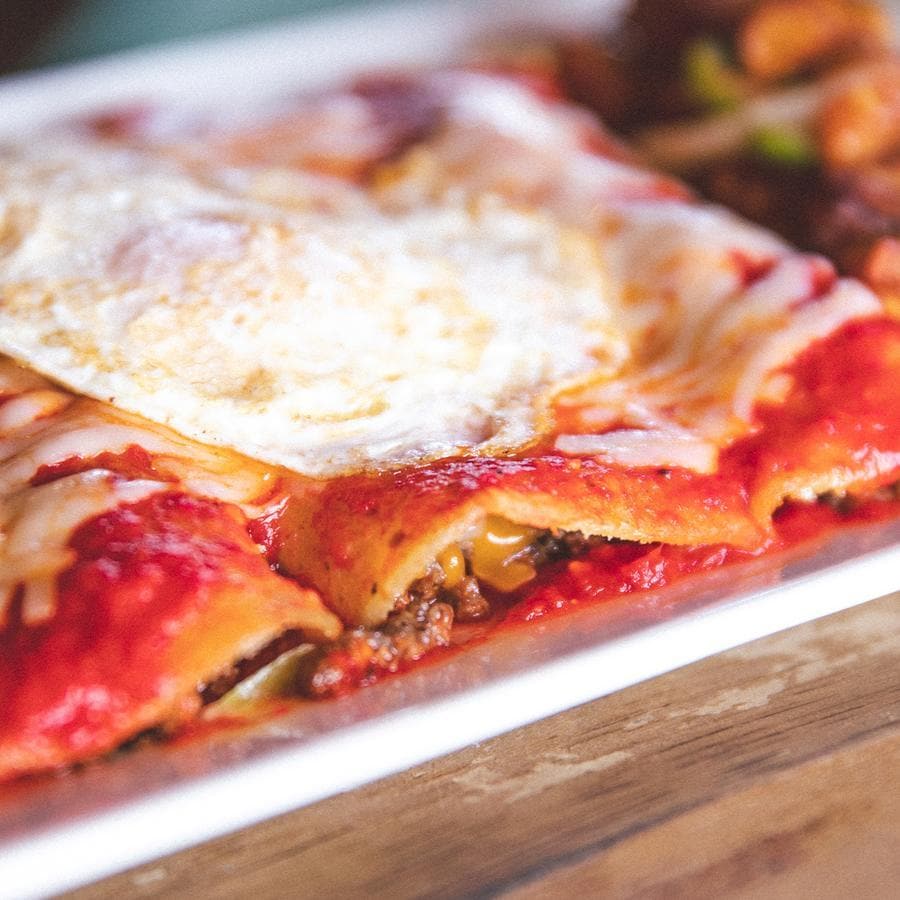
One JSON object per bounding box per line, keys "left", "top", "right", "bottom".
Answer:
{"left": 0, "top": 140, "right": 626, "bottom": 476}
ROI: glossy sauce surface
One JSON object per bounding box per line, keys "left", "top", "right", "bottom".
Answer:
{"left": 270, "top": 317, "right": 900, "bottom": 696}
{"left": 0, "top": 492, "right": 338, "bottom": 779}
{"left": 504, "top": 496, "right": 900, "bottom": 625}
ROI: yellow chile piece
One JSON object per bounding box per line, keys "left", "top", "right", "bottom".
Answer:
{"left": 436, "top": 544, "right": 466, "bottom": 589}
{"left": 469, "top": 516, "right": 539, "bottom": 593}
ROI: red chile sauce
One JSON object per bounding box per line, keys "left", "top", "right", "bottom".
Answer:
{"left": 13, "top": 319, "right": 900, "bottom": 723}
{"left": 500, "top": 496, "right": 899, "bottom": 627}
{"left": 0, "top": 493, "right": 269, "bottom": 765}
{"left": 260, "top": 316, "right": 900, "bottom": 700}
{"left": 461, "top": 318, "right": 900, "bottom": 640}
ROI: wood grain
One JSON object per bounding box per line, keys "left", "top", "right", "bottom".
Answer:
{"left": 70, "top": 592, "right": 900, "bottom": 900}
{"left": 509, "top": 733, "right": 900, "bottom": 899}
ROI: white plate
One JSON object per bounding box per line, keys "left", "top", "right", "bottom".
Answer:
{"left": 0, "top": 2, "right": 898, "bottom": 897}
{"left": 2, "top": 523, "right": 897, "bottom": 900}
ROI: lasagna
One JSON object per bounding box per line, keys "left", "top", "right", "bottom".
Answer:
{"left": 0, "top": 63, "right": 898, "bottom": 782}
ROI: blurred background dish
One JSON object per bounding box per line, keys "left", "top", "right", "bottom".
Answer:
{"left": 0, "top": 0, "right": 363, "bottom": 74}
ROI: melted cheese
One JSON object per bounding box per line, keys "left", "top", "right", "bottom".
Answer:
{"left": 0, "top": 138, "right": 626, "bottom": 477}
{"left": 0, "top": 472, "right": 167, "bottom": 626}
{"left": 376, "top": 74, "right": 883, "bottom": 472}
{"left": 555, "top": 429, "right": 719, "bottom": 473}
{"left": 468, "top": 515, "right": 539, "bottom": 592}
{"left": 0, "top": 389, "right": 72, "bottom": 432}
{"left": 554, "top": 253, "right": 880, "bottom": 467}
{"left": 0, "top": 359, "right": 281, "bottom": 628}
{"left": 2, "top": 73, "right": 883, "bottom": 481}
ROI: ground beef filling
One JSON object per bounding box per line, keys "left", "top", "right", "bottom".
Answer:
{"left": 288, "top": 528, "right": 607, "bottom": 699}
{"left": 523, "top": 529, "right": 609, "bottom": 568}
{"left": 294, "top": 592, "right": 454, "bottom": 698}
{"left": 201, "top": 529, "right": 607, "bottom": 703}
{"left": 204, "top": 484, "right": 899, "bottom": 707}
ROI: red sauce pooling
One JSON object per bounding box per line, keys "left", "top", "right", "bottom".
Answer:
{"left": 505, "top": 542, "right": 760, "bottom": 624}
{"left": 504, "top": 497, "right": 899, "bottom": 625}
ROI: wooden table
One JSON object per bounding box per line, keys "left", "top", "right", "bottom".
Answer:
{"left": 71, "top": 591, "right": 900, "bottom": 899}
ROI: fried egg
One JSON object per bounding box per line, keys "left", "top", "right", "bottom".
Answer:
{"left": 0, "top": 139, "right": 626, "bottom": 476}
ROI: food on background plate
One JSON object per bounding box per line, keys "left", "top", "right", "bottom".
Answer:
{"left": 1, "top": 59, "right": 898, "bottom": 782}
{"left": 554, "top": 0, "right": 900, "bottom": 307}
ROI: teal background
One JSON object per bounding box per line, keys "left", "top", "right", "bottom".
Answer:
{"left": 27, "top": 0, "right": 369, "bottom": 69}
{"left": 17, "top": 0, "right": 900, "bottom": 72}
